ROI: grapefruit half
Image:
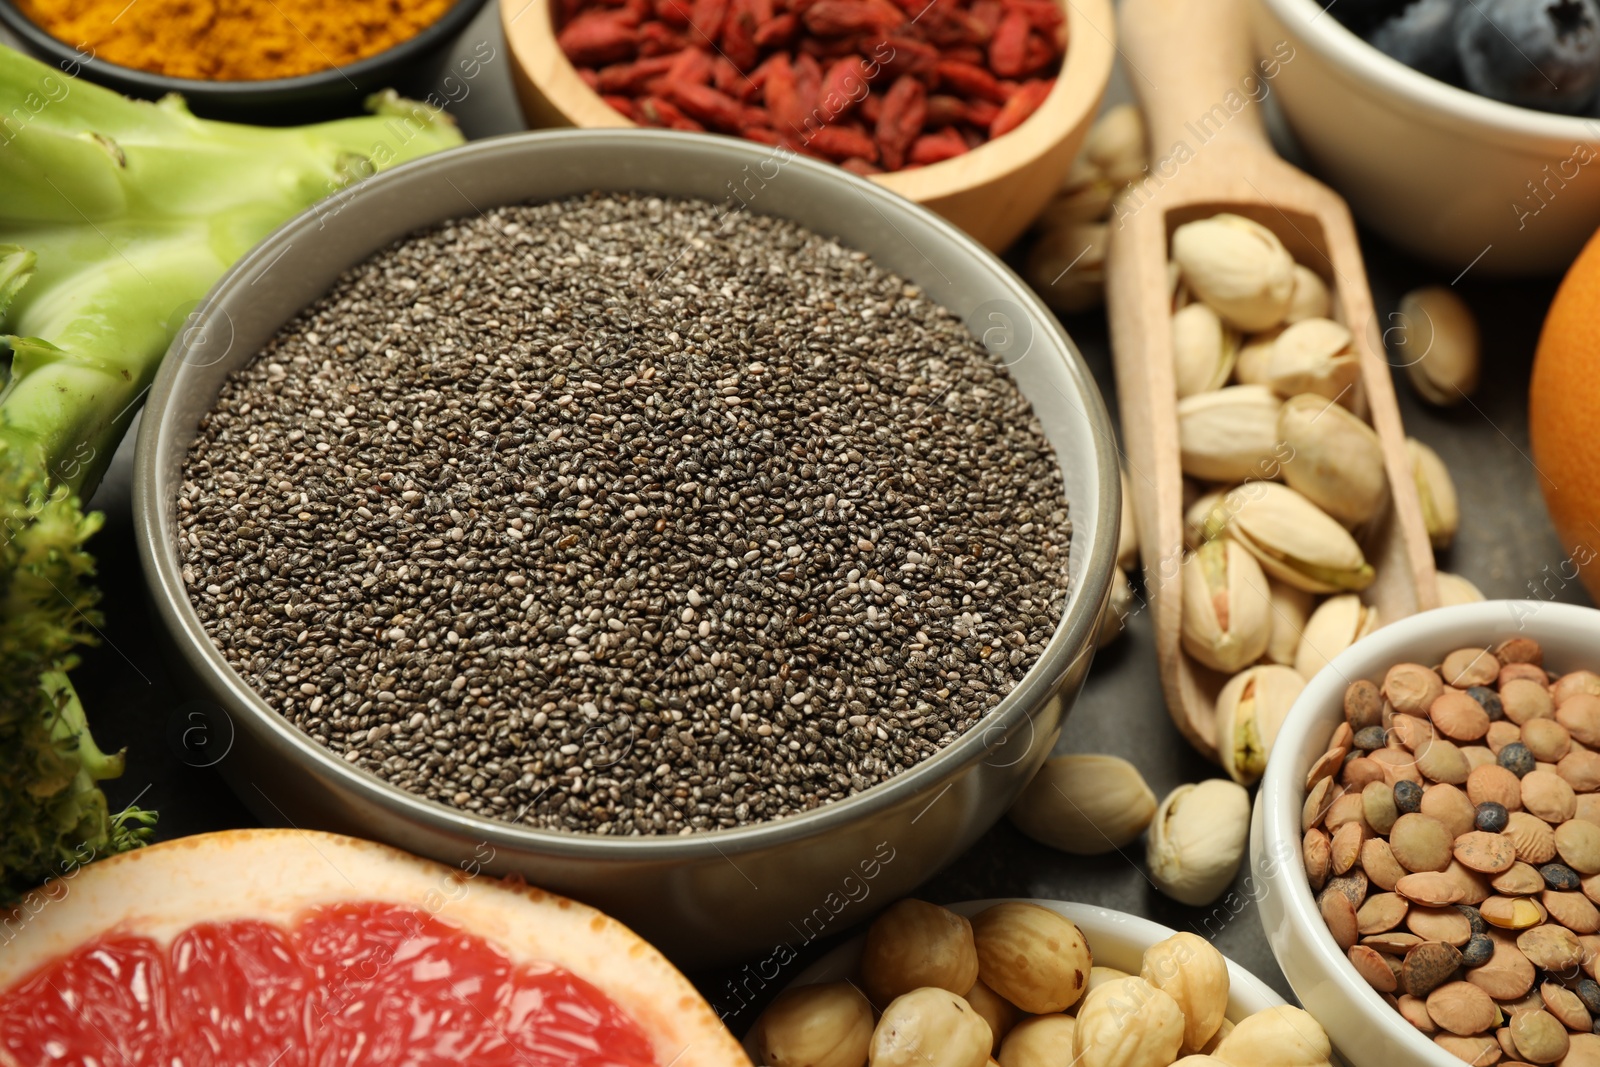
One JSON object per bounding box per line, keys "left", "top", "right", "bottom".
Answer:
{"left": 0, "top": 829, "right": 750, "bottom": 1067}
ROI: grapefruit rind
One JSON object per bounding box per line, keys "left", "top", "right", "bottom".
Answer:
{"left": 0, "top": 829, "right": 749, "bottom": 1067}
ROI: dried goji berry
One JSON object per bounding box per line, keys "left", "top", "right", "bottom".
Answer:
{"left": 924, "top": 93, "right": 964, "bottom": 125}
{"left": 860, "top": 91, "right": 884, "bottom": 124}
{"left": 942, "top": 44, "right": 986, "bottom": 65}
{"left": 559, "top": 12, "right": 639, "bottom": 65}
{"left": 761, "top": 53, "right": 808, "bottom": 130}
{"left": 798, "top": 34, "right": 868, "bottom": 58}
{"left": 964, "top": 97, "right": 999, "bottom": 126}
{"left": 988, "top": 76, "right": 1050, "bottom": 136}
{"left": 638, "top": 21, "right": 687, "bottom": 53}
{"left": 988, "top": 10, "right": 1029, "bottom": 77}
{"left": 874, "top": 74, "right": 925, "bottom": 170}
{"left": 935, "top": 59, "right": 1007, "bottom": 102}
{"left": 1001, "top": 0, "right": 1063, "bottom": 31}
{"left": 577, "top": 66, "right": 601, "bottom": 89}
{"left": 666, "top": 45, "right": 716, "bottom": 83}
{"left": 602, "top": 93, "right": 643, "bottom": 121}
{"left": 712, "top": 54, "right": 744, "bottom": 93}
{"left": 908, "top": 127, "right": 967, "bottom": 164}
{"left": 666, "top": 81, "right": 747, "bottom": 128}
{"left": 970, "top": 0, "right": 1003, "bottom": 34}
{"left": 753, "top": 12, "right": 799, "bottom": 46}
{"left": 840, "top": 157, "right": 884, "bottom": 176}
{"left": 597, "top": 53, "right": 677, "bottom": 91}
{"left": 654, "top": 0, "right": 693, "bottom": 24}
{"left": 638, "top": 95, "right": 706, "bottom": 129}
{"left": 794, "top": 51, "right": 823, "bottom": 112}
{"left": 920, "top": 7, "right": 988, "bottom": 45}
{"left": 870, "top": 34, "right": 938, "bottom": 78}
{"left": 741, "top": 124, "right": 784, "bottom": 143}
{"left": 722, "top": 0, "right": 761, "bottom": 70}
{"left": 807, "top": 125, "right": 879, "bottom": 161}
{"left": 818, "top": 55, "right": 871, "bottom": 121}
{"left": 803, "top": 0, "right": 900, "bottom": 35}
{"left": 687, "top": 0, "right": 730, "bottom": 41}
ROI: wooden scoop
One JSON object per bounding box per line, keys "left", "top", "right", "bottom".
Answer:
{"left": 1105, "top": 0, "right": 1439, "bottom": 761}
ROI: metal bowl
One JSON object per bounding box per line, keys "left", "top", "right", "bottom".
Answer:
{"left": 133, "top": 129, "right": 1120, "bottom": 968}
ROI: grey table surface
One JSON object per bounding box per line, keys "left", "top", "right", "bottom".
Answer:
{"left": 19, "top": 0, "right": 1586, "bottom": 1035}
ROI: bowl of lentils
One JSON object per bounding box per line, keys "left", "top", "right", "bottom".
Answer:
{"left": 1255, "top": 599, "right": 1600, "bottom": 1067}
{"left": 134, "top": 128, "right": 1119, "bottom": 968}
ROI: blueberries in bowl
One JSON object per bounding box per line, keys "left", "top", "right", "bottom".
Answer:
{"left": 1333, "top": 0, "right": 1600, "bottom": 114}
{"left": 1458, "top": 0, "right": 1600, "bottom": 113}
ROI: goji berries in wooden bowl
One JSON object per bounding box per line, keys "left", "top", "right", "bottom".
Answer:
{"left": 501, "top": 0, "right": 1114, "bottom": 250}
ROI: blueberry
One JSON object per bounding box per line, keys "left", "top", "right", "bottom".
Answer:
{"left": 1460, "top": 934, "right": 1494, "bottom": 968}
{"left": 1500, "top": 741, "right": 1536, "bottom": 778}
{"left": 1355, "top": 725, "right": 1387, "bottom": 750}
{"left": 1580, "top": 978, "right": 1600, "bottom": 1015}
{"left": 1457, "top": 0, "right": 1600, "bottom": 113}
{"left": 1456, "top": 903, "right": 1487, "bottom": 936}
{"left": 1395, "top": 779, "right": 1424, "bottom": 814}
{"left": 1467, "top": 686, "right": 1504, "bottom": 722}
{"left": 1368, "top": 0, "right": 1465, "bottom": 79}
{"left": 1475, "top": 801, "right": 1509, "bottom": 833}
{"left": 1543, "top": 862, "right": 1582, "bottom": 890}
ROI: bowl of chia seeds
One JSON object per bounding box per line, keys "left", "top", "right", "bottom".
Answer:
{"left": 134, "top": 129, "right": 1119, "bottom": 968}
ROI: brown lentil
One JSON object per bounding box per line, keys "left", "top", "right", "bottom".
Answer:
{"left": 177, "top": 194, "right": 1073, "bottom": 835}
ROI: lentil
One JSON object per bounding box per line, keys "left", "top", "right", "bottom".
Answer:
{"left": 177, "top": 194, "right": 1073, "bottom": 835}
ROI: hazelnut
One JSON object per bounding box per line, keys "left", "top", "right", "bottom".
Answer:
{"left": 869, "top": 988, "right": 992, "bottom": 1067}
{"left": 861, "top": 900, "right": 980, "bottom": 1007}
{"left": 971, "top": 903, "right": 1093, "bottom": 1014}
{"left": 759, "top": 983, "right": 876, "bottom": 1067}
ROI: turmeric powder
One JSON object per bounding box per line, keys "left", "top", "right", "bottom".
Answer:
{"left": 16, "top": 0, "right": 457, "bottom": 81}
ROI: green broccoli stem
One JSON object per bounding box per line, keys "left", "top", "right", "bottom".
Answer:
{"left": 0, "top": 43, "right": 464, "bottom": 899}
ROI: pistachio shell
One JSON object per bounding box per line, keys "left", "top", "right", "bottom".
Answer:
{"left": 1025, "top": 222, "right": 1107, "bottom": 316}
{"left": 1207, "top": 482, "right": 1375, "bottom": 593}
{"left": 1233, "top": 328, "right": 1282, "bottom": 386}
{"left": 1173, "top": 302, "right": 1240, "bottom": 399}
{"left": 1408, "top": 438, "right": 1459, "bottom": 551}
{"left": 1216, "top": 664, "right": 1306, "bottom": 784}
{"left": 1148, "top": 779, "right": 1251, "bottom": 906}
{"left": 1185, "top": 486, "right": 1231, "bottom": 550}
{"left": 1177, "top": 385, "right": 1285, "bottom": 482}
{"left": 1006, "top": 754, "right": 1157, "bottom": 855}
{"left": 1171, "top": 214, "right": 1296, "bottom": 332}
{"left": 1294, "top": 595, "right": 1380, "bottom": 681}
{"left": 1182, "top": 539, "right": 1273, "bottom": 673}
{"left": 1436, "top": 571, "right": 1486, "bottom": 606}
{"left": 1278, "top": 393, "right": 1388, "bottom": 527}
{"left": 1264, "top": 579, "right": 1315, "bottom": 666}
{"left": 1286, "top": 265, "right": 1332, "bottom": 323}
{"left": 1096, "top": 567, "right": 1135, "bottom": 649}
{"left": 1081, "top": 103, "right": 1147, "bottom": 184}
{"left": 1398, "top": 286, "right": 1479, "bottom": 407}
{"left": 1266, "top": 318, "right": 1361, "bottom": 405}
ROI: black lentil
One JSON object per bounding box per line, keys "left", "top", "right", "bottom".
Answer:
{"left": 176, "top": 194, "right": 1073, "bottom": 835}
{"left": 1459, "top": 934, "right": 1493, "bottom": 968}
{"left": 1580, "top": 978, "right": 1600, "bottom": 1016}
{"left": 1542, "top": 862, "right": 1582, "bottom": 891}
{"left": 1394, "top": 779, "right": 1424, "bottom": 814}
{"left": 1475, "top": 801, "right": 1509, "bottom": 834}
{"left": 1466, "top": 685, "right": 1503, "bottom": 721}
{"left": 1457, "top": 903, "right": 1487, "bottom": 937}
{"left": 1353, "top": 725, "right": 1386, "bottom": 751}
{"left": 1500, "top": 741, "right": 1537, "bottom": 778}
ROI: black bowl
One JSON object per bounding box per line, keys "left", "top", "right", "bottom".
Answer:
{"left": 0, "top": 0, "right": 492, "bottom": 124}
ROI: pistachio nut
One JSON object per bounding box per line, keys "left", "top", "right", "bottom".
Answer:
{"left": 1036, "top": 182, "right": 1114, "bottom": 230}
{"left": 1285, "top": 265, "right": 1332, "bottom": 324}
{"left": 1293, "top": 595, "right": 1380, "bottom": 681}
{"left": 1398, "top": 285, "right": 1479, "bottom": 407}
{"left": 1278, "top": 393, "right": 1388, "bottom": 527}
{"left": 1173, "top": 302, "right": 1240, "bottom": 399}
{"left": 1171, "top": 214, "right": 1296, "bottom": 332}
{"left": 1437, "top": 570, "right": 1486, "bottom": 606}
{"left": 1140, "top": 933, "right": 1230, "bottom": 1053}
{"left": 1071, "top": 977, "right": 1185, "bottom": 1067}
{"left": 1117, "top": 468, "right": 1139, "bottom": 572}
{"left": 1181, "top": 539, "right": 1273, "bottom": 673}
{"left": 1266, "top": 318, "right": 1361, "bottom": 405}
{"left": 1407, "top": 437, "right": 1459, "bottom": 550}
{"left": 1148, "top": 779, "right": 1251, "bottom": 906}
{"left": 1233, "top": 329, "right": 1282, "bottom": 387}
{"left": 1213, "top": 1006, "right": 1333, "bottom": 1067}
{"left": 1265, "top": 578, "right": 1314, "bottom": 667}
{"left": 1007, "top": 754, "right": 1157, "bottom": 854}
{"left": 1081, "top": 103, "right": 1147, "bottom": 186}
{"left": 1096, "top": 567, "right": 1135, "bottom": 649}
{"left": 1185, "top": 486, "right": 1230, "bottom": 550}
{"left": 1216, "top": 664, "right": 1305, "bottom": 784}
{"left": 1177, "top": 385, "right": 1285, "bottom": 483}
{"left": 1205, "top": 482, "right": 1375, "bottom": 594}
{"left": 1026, "top": 222, "right": 1107, "bottom": 316}
{"left": 1169, "top": 259, "right": 1190, "bottom": 312}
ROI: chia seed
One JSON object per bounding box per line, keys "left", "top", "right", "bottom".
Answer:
{"left": 176, "top": 193, "right": 1073, "bottom": 836}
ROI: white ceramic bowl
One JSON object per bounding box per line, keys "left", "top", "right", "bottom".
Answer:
{"left": 779, "top": 898, "right": 1294, "bottom": 1019}
{"left": 1254, "top": 600, "right": 1600, "bottom": 1067}
{"left": 1253, "top": 0, "right": 1600, "bottom": 276}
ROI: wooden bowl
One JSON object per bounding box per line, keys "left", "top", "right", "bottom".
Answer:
{"left": 499, "top": 0, "right": 1115, "bottom": 250}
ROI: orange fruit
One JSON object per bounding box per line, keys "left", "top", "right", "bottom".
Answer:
{"left": 1531, "top": 228, "right": 1600, "bottom": 604}
{"left": 0, "top": 830, "right": 747, "bottom": 1067}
